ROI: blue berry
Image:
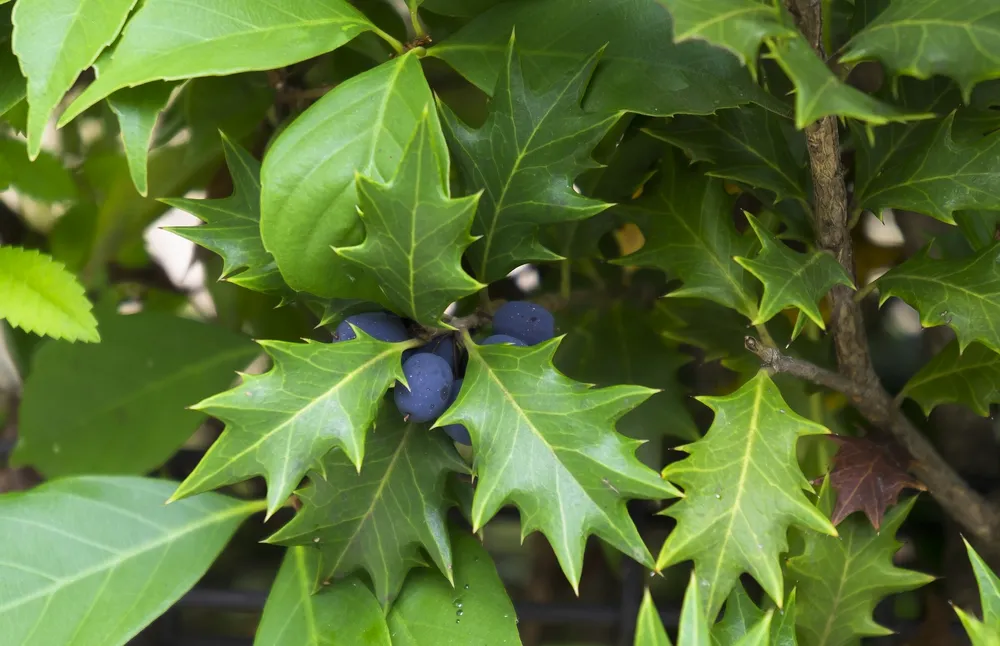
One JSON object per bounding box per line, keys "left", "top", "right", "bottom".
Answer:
{"left": 492, "top": 301, "right": 554, "bottom": 345}
{"left": 394, "top": 354, "right": 454, "bottom": 423}
{"left": 336, "top": 312, "right": 408, "bottom": 342}
{"left": 440, "top": 379, "right": 470, "bottom": 446}
{"left": 481, "top": 334, "right": 526, "bottom": 347}
{"left": 419, "top": 335, "right": 456, "bottom": 372}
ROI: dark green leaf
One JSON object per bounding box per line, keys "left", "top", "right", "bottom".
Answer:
{"left": 338, "top": 110, "right": 483, "bottom": 325}
{"left": 954, "top": 538, "right": 1000, "bottom": 646}
{"left": 429, "top": 0, "right": 784, "bottom": 117}
{"left": 267, "top": 404, "right": 467, "bottom": 605}
{"left": 712, "top": 583, "right": 796, "bottom": 646}
{"left": 0, "top": 7, "right": 25, "bottom": 119}
{"left": 0, "top": 476, "right": 263, "bottom": 646}
{"left": 734, "top": 213, "right": 853, "bottom": 332}
{"left": 107, "top": 81, "right": 178, "bottom": 197}
{"left": 59, "top": 0, "right": 377, "bottom": 126}
{"left": 14, "top": 311, "right": 257, "bottom": 477}
{"left": 876, "top": 242, "right": 1000, "bottom": 353}
{"left": 421, "top": 0, "right": 502, "bottom": 17}
{"left": 901, "top": 341, "right": 1000, "bottom": 416}
{"left": 172, "top": 334, "right": 416, "bottom": 517}
{"left": 658, "top": 371, "right": 837, "bottom": 618}
{"left": 440, "top": 37, "right": 617, "bottom": 282}
{"left": 615, "top": 150, "right": 761, "bottom": 319}
{"left": 0, "top": 136, "right": 77, "bottom": 202}
{"left": 260, "top": 52, "right": 434, "bottom": 300}
{"left": 955, "top": 210, "right": 1000, "bottom": 250}
{"left": 438, "top": 332, "right": 679, "bottom": 589}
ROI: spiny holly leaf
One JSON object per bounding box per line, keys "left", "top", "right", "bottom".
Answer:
{"left": 266, "top": 403, "right": 467, "bottom": 606}
{"left": 657, "top": 371, "right": 837, "bottom": 618}
{"left": 616, "top": 150, "right": 760, "bottom": 320}
{"left": 852, "top": 112, "right": 1000, "bottom": 224}
{"left": 678, "top": 572, "right": 712, "bottom": 646}
{"left": 825, "top": 435, "right": 924, "bottom": 530}
{"left": 954, "top": 538, "right": 1000, "bottom": 646}
{"left": 876, "top": 242, "right": 1000, "bottom": 353}
{"left": 657, "top": 0, "right": 795, "bottom": 71}
{"left": 0, "top": 246, "right": 98, "bottom": 343}
{"left": 439, "top": 36, "right": 618, "bottom": 283}
{"left": 437, "top": 332, "right": 679, "bottom": 590}
{"left": 635, "top": 588, "right": 670, "bottom": 646}
{"left": 171, "top": 334, "right": 415, "bottom": 517}
{"left": 734, "top": 214, "right": 853, "bottom": 333}
{"left": 555, "top": 301, "right": 699, "bottom": 445}
{"left": 645, "top": 105, "right": 808, "bottom": 204}
{"left": 786, "top": 481, "right": 934, "bottom": 646}
{"left": 901, "top": 341, "right": 1000, "bottom": 416}
{"left": 712, "top": 583, "right": 797, "bottom": 646}
{"left": 955, "top": 210, "right": 1000, "bottom": 250}
{"left": 165, "top": 136, "right": 288, "bottom": 296}
{"left": 842, "top": 0, "right": 1000, "bottom": 102}
{"left": 766, "top": 35, "right": 931, "bottom": 129}
{"left": 337, "top": 110, "right": 483, "bottom": 326}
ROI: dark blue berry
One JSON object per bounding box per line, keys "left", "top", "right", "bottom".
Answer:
{"left": 492, "top": 301, "right": 554, "bottom": 345}
{"left": 440, "top": 379, "right": 470, "bottom": 445}
{"left": 335, "top": 312, "right": 408, "bottom": 342}
{"left": 394, "top": 354, "right": 454, "bottom": 423}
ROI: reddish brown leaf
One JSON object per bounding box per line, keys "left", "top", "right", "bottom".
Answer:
{"left": 825, "top": 435, "right": 926, "bottom": 530}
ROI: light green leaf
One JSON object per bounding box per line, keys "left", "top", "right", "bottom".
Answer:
{"left": 429, "top": 0, "right": 784, "bottom": 117}
{"left": 615, "top": 150, "right": 761, "bottom": 320}
{"left": 58, "top": 0, "right": 376, "bottom": 127}
{"left": 0, "top": 246, "right": 97, "bottom": 343}
{"left": 13, "top": 311, "right": 258, "bottom": 477}
{"left": 0, "top": 476, "right": 263, "bottom": 646}
{"left": 645, "top": 106, "right": 808, "bottom": 204}
{"left": 266, "top": 403, "right": 467, "bottom": 605}
{"left": 954, "top": 538, "right": 1000, "bottom": 646}
{"left": 439, "top": 332, "right": 679, "bottom": 590}
{"left": 657, "top": 371, "right": 837, "bottom": 618}
{"left": 657, "top": 0, "right": 795, "bottom": 71}
{"left": 735, "top": 213, "right": 853, "bottom": 331}
{"left": 852, "top": 112, "right": 1000, "bottom": 224}
{"left": 165, "top": 135, "right": 289, "bottom": 297}
{"left": 635, "top": 588, "right": 671, "bottom": 646}
{"left": 260, "top": 52, "right": 434, "bottom": 299}
{"left": 678, "top": 572, "right": 712, "bottom": 646}
{"left": 0, "top": 136, "right": 77, "bottom": 202}
{"left": 901, "top": 341, "right": 1000, "bottom": 416}
{"left": 256, "top": 549, "right": 390, "bottom": 646}
{"left": 107, "top": 81, "right": 178, "bottom": 197}
{"left": 766, "top": 35, "right": 931, "bottom": 129}
{"left": 386, "top": 528, "right": 523, "bottom": 644}
{"left": 876, "top": 242, "right": 1000, "bottom": 353}
{"left": 0, "top": 7, "right": 25, "bottom": 119}
{"left": 440, "top": 37, "right": 617, "bottom": 283}
{"left": 842, "top": 0, "right": 1000, "bottom": 101}
{"left": 11, "top": 0, "right": 138, "bottom": 157}
{"left": 713, "top": 583, "right": 795, "bottom": 646}
{"left": 786, "top": 482, "right": 934, "bottom": 646}
{"left": 172, "top": 334, "right": 417, "bottom": 517}
{"left": 555, "top": 301, "right": 700, "bottom": 444}
{"left": 337, "top": 109, "right": 483, "bottom": 325}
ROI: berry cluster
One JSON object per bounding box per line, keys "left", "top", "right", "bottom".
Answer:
{"left": 333, "top": 301, "right": 555, "bottom": 445}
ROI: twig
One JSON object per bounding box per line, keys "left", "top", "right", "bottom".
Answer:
{"left": 745, "top": 336, "right": 1000, "bottom": 546}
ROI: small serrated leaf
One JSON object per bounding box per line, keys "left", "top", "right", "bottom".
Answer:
{"left": 171, "top": 334, "right": 416, "bottom": 516}
{"left": 440, "top": 36, "right": 618, "bottom": 283}
{"left": 266, "top": 403, "right": 467, "bottom": 605}
{"left": 954, "top": 538, "right": 1000, "bottom": 646}
{"left": 714, "top": 583, "right": 797, "bottom": 646}
{"left": 0, "top": 246, "right": 98, "bottom": 343}
{"left": 337, "top": 109, "right": 483, "bottom": 326}
{"left": 876, "top": 241, "right": 1000, "bottom": 353}
{"left": 438, "top": 332, "right": 679, "bottom": 590}
{"left": 657, "top": 371, "right": 837, "bottom": 618}
{"left": 901, "top": 341, "right": 1000, "bottom": 416}
{"left": 678, "top": 572, "right": 712, "bottom": 646}
{"left": 635, "top": 588, "right": 671, "bottom": 646}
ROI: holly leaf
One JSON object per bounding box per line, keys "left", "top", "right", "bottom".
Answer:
{"left": 876, "top": 241, "right": 1000, "bottom": 353}
{"left": 954, "top": 538, "right": 1000, "bottom": 646}
{"left": 786, "top": 481, "right": 934, "bottom": 646}
{"left": 440, "top": 36, "right": 617, "bottom": 283}
{"left": 657, "top": 0, "right": 796, "bottom": 71}
{"left": 337, "top": 109, "right": 483, "bottom": 326}
{"left": 165, "top": 135, "right": 289, "bottom": 297}
{"left": 901, "top": 341, "right": 1000, "bottom": 416}
{"left": 635, "top": 588, "right": 671, "bottom": 646}
{"left": 766, "top": 35, "right": 931, "bottom": 129}
{"left": 170, "top": 334, "right": 415, "bottom": 517}
{"left": 616, "top": 150, "right": 761, "bottom": 320}
{"left": 713, "top": 584, "right": 797, "bottom": 646}
{"left": 678, "top": 572, "right": 712, "bottom": 646}
{"left": 842, "top": 0, "right": 1000, "bottom": 102}
{"left": 266, "top": 403, "right": 467, "bottom": 605}
{"left": 657, "top": 371, "right": 837, "bottom": 618}
{"left": 852, "top": 112, "right": 1000, "bottom": 224}
{"left": 437, "top": 332, "right": 680, "bottom": 590}
{"left": 825, "top": 435, "right": 924, "bottom": 530}
{"left": 735, "top": 213, "right": 853, "bottom": 332}
{"left": 645, "top": 105, "right": 809, "bottom": 204}
{"left": 0, "top": 246, "right": 98, "bottom": 343}
{"left": 955, "top": 210, "right": 1000, "bottom": 250}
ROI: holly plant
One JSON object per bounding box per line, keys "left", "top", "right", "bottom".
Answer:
{"left": 2, "top": 0, "right": 1000, "bottom": 645}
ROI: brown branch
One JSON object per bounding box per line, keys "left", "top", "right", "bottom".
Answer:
{"left": 745, "top": 336, "right": 1000, "bottom": 546}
